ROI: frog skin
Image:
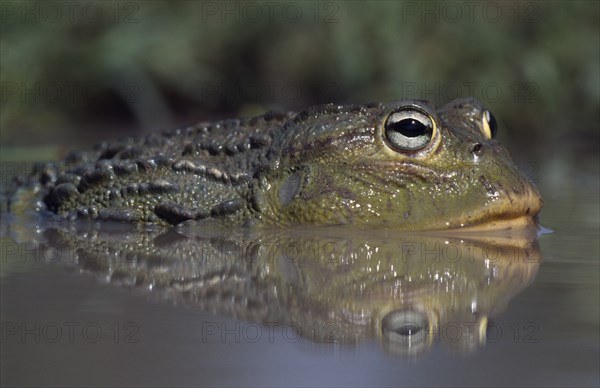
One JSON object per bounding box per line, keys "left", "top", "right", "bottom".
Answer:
{"left": 16, "top": 225, "right": 541, "bottom": 355}
{"left": 5, "top": 98, "right": 542, "bottom": 230}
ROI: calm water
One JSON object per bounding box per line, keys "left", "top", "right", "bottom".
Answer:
{"left": 1, "top": 190, "right": 598, "bottom": 387}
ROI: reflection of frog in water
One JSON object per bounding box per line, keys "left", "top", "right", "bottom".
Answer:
{"left": 23, "top": 224, "right": 541, "bottom": 356}
{"left": 7, "top": 98, "right": 541, "bottom": 230}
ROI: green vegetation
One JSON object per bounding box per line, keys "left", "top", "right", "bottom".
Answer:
{"left": 1, "top": 1, "right": 598, "bottom": 192}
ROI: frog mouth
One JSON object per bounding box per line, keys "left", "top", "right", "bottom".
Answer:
{"left": 442, "top": 184, "right": 543, "bottom": 232}
{"left": 443, "top": 214, "right": 541, "bottom": 233}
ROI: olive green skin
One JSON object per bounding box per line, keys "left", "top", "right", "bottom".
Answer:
{"left": 262, "top": 98, "right": 541, "bottom": 229}
{"left": 8, "top": 98, "right": 542, "bottom": 229}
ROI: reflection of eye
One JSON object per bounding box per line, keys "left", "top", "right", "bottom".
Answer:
{"left": 384, "top": 109, "right": 435, "bottom": 151}
{"left": 482, "top": 109, "right": 498, "bottom": 139}
{"left": 394, "top": 322, "right": 422, "bottom": 336}
{"left": 381, "top": 309, "right": 430, "bottom": 352}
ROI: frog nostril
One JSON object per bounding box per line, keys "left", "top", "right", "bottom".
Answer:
{"left": 470, "top": 142, "right": 483, "bottom": 155}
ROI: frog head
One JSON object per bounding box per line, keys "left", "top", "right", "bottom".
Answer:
{"left": 266, "top": 98, "right": 542, "bottom": 230}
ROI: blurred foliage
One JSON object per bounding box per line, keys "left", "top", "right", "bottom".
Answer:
{"left": 0, "top": 0, "right": 598, "bottom": 191}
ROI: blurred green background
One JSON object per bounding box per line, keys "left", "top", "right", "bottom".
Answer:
{"left": 1, "top": 0, "right": 598, "bottom": 193}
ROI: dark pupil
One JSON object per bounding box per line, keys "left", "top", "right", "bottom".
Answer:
{"left": 393, "top": 118, "right": 429, "bottom": 137}
{"left": 396, "top": 323, "right": 422, "bottom": 336}
{"left": 384, "top": 111, "right": 434, "bottom": 151}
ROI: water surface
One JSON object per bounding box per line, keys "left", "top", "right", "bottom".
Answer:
{"left": 1, "top": 191, "right": 598, "bottom": 387}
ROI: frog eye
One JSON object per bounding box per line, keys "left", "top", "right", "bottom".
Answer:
{"left": 482, "top": 109, "right": 498, "bottom": 139}
{"left": 384, "top": 109, "right": 436, "bottom": 152}
{"left": 380, "top": 309, "right": 432, "bottom": 354}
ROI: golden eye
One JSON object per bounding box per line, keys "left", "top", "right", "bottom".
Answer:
{"left": 384, "top": 109, "right": 436, "bottom": 152}
{"left": 481, "top": 109, "right": 498, "bottom": 139}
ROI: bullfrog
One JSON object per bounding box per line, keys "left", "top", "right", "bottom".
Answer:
{"left": 5, "top": 98, "right": 542, "bottom": 230}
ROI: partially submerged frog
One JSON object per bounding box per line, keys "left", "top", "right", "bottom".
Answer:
{"left": 7, "top": 98, "right": 542, "bottom": 230}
